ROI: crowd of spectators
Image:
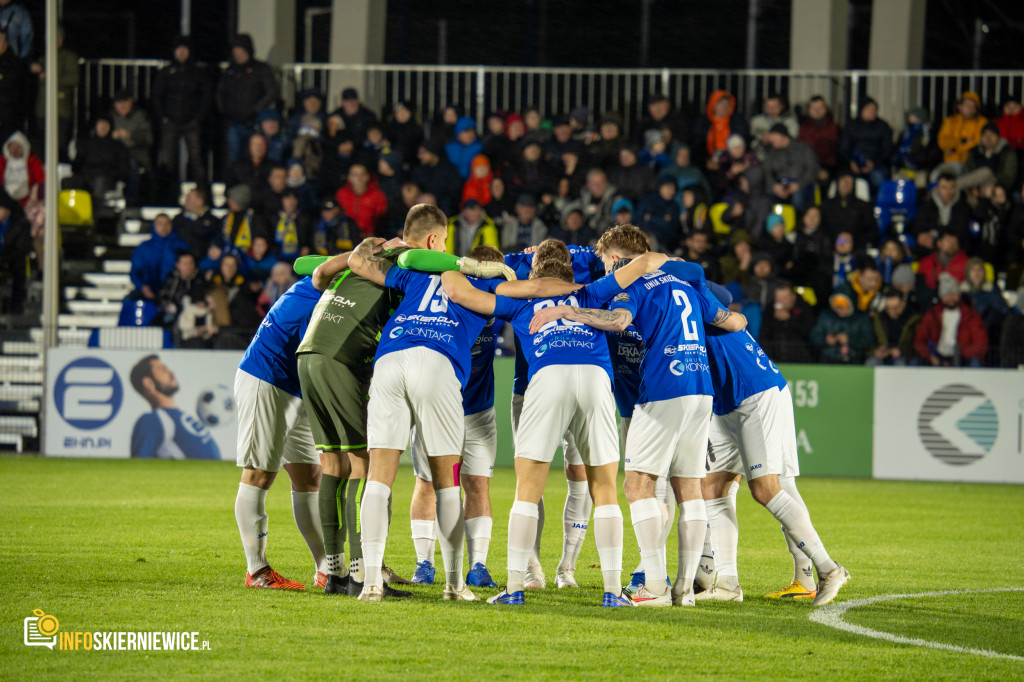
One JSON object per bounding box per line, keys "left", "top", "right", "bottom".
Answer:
{"left": 0, "top": 13, "right": 1022, "bottom": 363}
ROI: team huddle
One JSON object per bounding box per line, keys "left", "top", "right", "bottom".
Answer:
{"left": 232, "top": 203, "right": 850, "bottom": 607}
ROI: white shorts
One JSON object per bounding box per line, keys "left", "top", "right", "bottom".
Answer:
{"left": 514, "top": 364, "right": 619, "bottom": 468}
{"left": 513, "top": 389, "right": 583, "bottom": 466}
{"left": 708, "top": 387, "right": 791, "bottom": 481}
{"left": 413, "top": 407, "right": 497, "bottom": 481}
{"left": 778, "top": 385, "right": 800, "bottom": 477}
{"left": 367, "top": 347, "right": 464, "bottom": 456}
{"left": 624, "top": 394, "right": 712, "bottom": 479}
{"left": 619, "top": 417, "right": 632, "bottom": 458}
{"left": 234, "top": 370, "right": 318, "bottom": 471}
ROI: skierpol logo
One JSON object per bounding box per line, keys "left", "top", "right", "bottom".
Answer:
{"left": 917, "top": 383, "right": 998, "bottom": 466}
{"left": 54, "top": 358, "right": 123, "bottom": 429}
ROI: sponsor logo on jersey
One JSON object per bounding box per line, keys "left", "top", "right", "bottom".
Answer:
{"left": 393, "top": 313, "right": 460, "bottom": 327}
{"left": 390, "top": 326, "right": 404, "bottom": 338}
{"left": 613, "top": 292, "right": 630, "bottom": 302}
{"left": 329, "top": 294, "right": 357, "bottom": 308}
{"left": 665, "top": 343, "right": 706, "bottom": 356}
{"left": 535, "top": 343, "right": 549, "bottom": 357}
{"left": 400, "top": 327, "right": 454, "bottom": 343}
{"left": 669, "top": 360, "right": 709, "bottom": 375}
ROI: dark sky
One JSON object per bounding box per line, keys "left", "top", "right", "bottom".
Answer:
{"left": 18, "top": 0, "right": 1024, "bottom": 69}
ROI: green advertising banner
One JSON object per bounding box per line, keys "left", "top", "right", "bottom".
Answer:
{"left": 778, "top": 363, "right": 874, "bottom": 478}
{"left": 490, "top": 359, "right": 874, "bottom": 478}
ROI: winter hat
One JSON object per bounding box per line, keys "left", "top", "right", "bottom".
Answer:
{"left": 726, "top": 134, "right": 746, "bottom": 150}
{"left": 892, "top": 263, "right": 915, "bottom": 288}
{"left": 379, "top": 149, "right": 404, "bottom": 173}
{"left": 981, "top": 122, "right": 1001, "bottom": 137}
{"left": 907, "top": 106, "right": 929, "bottom": 123}
{"left": 257, "top": 109, "right": 282, "bottom": 124}
{"left": 230, "top": 34, "right": 255, "bottom": 58}
{"left": 227, "top": 184, "right": 251, "bottom": 211}
{"left": 612, "top": 198, "right": 634, "bottom": 216}
{"left": 768, "top": 123, "right": 790, "bottom": 137}
{"left": 657, "top": 173, "right": 677, "bottom": 188}
{"left": 643, "top": 129, "right": 665, "bottom": 149}
{"left": 765, "top": 213, "right": 785, "bottom": 232}
{"left": 454, "top": 117, "right": 477, "bottom": 136}
{"left": 341, "top": 87, "right": 359, "bottom": 101}
{"left": 938, "top": 273, "right": 959, "bottom": 298}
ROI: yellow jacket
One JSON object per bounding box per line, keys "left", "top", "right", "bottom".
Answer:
{"left": 445, "top": 215, "right": 500, "bottom": 255}
{"left": 938, "top": 93, "right": 987, "bottom": 164}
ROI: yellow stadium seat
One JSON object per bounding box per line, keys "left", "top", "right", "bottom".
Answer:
{"left": 984, "top": 262, "right": 994, "bottom": 283}
{"left": 58, "top": 189, "right": 93, "bottom": 227}
{"left": 709, "top": 203, "right": 730, "bottom": 235}
{"left": 795, "top": 285, "right": 817, "bottom": 307}
{"left": 770, "top": 203, "right": 796, "bottom": 232}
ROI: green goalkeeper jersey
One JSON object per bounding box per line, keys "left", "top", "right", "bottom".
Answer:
{"left": 295, "top": 247, "right": 409, "bottom": 376}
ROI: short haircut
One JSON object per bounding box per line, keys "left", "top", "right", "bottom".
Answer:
{"left": 596, "top": 224, "right": 650, "bottom": 257}
{"left": 129, "top": 355, "right": 159, "bottom": 396}
{"left": 937, "top": 173, "right": 957, "bottom": 185}
{"left": 535, "top": 238, "right": 571, "bottom": 264}
{"left": 881, "top": 286, "right": 902, "bottom": 299}
{"left": 154, "top": 213, "right": 171, "bottom": 224}
{"left": 859, "top": 260, "right": 881, "bottom": 274}
{"left": 190, "top": 186, "right": 210, "bottom": 207}
{"left": 529, "top": 258, "right": 575, "bottom": 283}
{"left": 468, "top": 245, "right": 503, "bottom": 263}
{"left": 403, "top": 204, "right": 448, "bottom": 242}
{"left": 269, "top": 164, "right": 287, "bottom": 175}
{"left": 176, "top": 250, "right": 195, "bottom": 262}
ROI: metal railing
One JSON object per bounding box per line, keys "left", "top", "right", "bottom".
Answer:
{"left": 73, "top": 60, "right": 1024, "bottom": 138}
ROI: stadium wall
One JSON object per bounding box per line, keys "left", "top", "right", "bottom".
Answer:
{"left": 42, "top": 350, "right": 1023, "bottom": 483}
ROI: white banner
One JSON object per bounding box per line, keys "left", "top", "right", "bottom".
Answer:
{"left": 873, "top": 367, "right": 1024, "bottom": 484}
{"left": 45, "top": 349, "right": 244, "bottom": 460}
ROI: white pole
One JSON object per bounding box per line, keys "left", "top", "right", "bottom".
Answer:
{"left": 41, "top": 0, "right": 59, "bottom": 455}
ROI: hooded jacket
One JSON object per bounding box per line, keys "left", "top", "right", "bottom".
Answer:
{"left": 0, "top": 132, "right": 43, "bottom": 205}
{"left": 937, "top": 93, "right": 988, "bottom": 164}
{"left": 215, "top": 34, "right": 278, "bottom": 125}
{"left": 152, "top": 37, "right": 210, "bottom": 125}
{"left": 915, "top": 300, "right": 988, "bottom": 362}
{"left": 130, "top": 223, "right": 189, "bottom": 293}
{"left": 995, "top": 108, "right": 1024, "bottom": 152}
{"left": 692, "top": 91, "right": 750, "bottom": 165}
{"left": 462, "top": 155, "right": 494, "bottom": 206}
{"left": 445, "top": 117, "right": 483, "bottom": 179}
{"left": 73, "top": 121, "right": 131, "bottom": 183}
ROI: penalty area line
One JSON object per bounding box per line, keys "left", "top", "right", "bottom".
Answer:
{"left": 809, "top": 588, "right": 1024, "bottom": 662}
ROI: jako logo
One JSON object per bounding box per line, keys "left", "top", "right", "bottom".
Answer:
{"left": 917, "top": 383, "right": 998, "bottom": 466}
{"left": 24, "top": 609, "right": 60, "bottom": 649}
{"left": 389, "top": 326, "right": 404, "bottom": 339}
{"left": 54, "top": 358, "right": 123, "bottom": 429}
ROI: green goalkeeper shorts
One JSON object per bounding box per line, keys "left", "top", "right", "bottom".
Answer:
{"left": 297, "top": 352, "right": 370, "bottom": 452}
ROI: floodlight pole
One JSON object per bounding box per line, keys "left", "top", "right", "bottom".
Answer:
{"left": 41, "top": 0, "right": 59, "bottom": 455}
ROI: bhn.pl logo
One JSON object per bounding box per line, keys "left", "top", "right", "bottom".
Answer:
{"left": 917, "top": 383, "right": 998, "bottom": 466}
{"left": 54, "top": 358, "right": 124, "bottom": 429}
{"left": 24, "top": 609, "right": 60, "bottom": 648}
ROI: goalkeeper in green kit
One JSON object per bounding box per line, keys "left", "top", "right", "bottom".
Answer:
{"left": 293, "top": 204, "right": 516, "bottom": 596}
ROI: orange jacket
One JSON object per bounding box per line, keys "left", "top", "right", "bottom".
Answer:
{"left": 937, "top": 93, "right": 988, "bottom": 164}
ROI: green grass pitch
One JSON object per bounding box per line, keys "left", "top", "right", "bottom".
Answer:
{"left": 1, "top": 456, "right": 1022, "bottom": 680}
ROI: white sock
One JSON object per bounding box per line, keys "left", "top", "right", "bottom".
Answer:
{"left": 630, "top": 497, "right": 667, "bottom": 595}
{"left": 435, "top": 486, "right": 466, "bottom": 590}
{"left": 235, "top": 483, "right": 269, "bottom": 574}
{"left": 359, "top": 481, "right": 391, "bottom": 589}
{"left": 706, "top": 495, "right": 739, "bottom": 579}
{"left": 696, "top": 522, "right": 715, "bottom": 589}
{"left": 558, "top": 481, "right": 591, "bottom": 573}
{"left": 780, "top": 476, "right": 816, "bottom": 589}
{"left": 656, "top": 478, "right": 674, "bottom": 546}
{"left": 326, "top": 552, "right": 348, "bottom": 578}
{"left": 291, "top": 491, "right": 327, "bottom": 574}
{"left": 676, "top": 499, "right": 709, "bottom": 593}
{"left": 508, "top": 500, "right": 539, "bottom": 593}
{"left": 593, "top": 504, "right": 624, "bottom": 594}
{"left": 410, "top": 518, "right": 436, "bottom": 564}
{"left": 465, "top": 516, "right": 493, "bottom": 567}
{"left": 530, "top": 496, "right": 545, "bottom": 569}
{"left": 765, "top": 490, "right": 838, "bottom": 576}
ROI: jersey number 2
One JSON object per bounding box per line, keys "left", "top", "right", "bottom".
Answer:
{"left": 672, "top": 290, "right": 700, "bottom": 341}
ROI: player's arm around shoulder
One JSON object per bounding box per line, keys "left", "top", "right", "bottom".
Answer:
{"left": 712, "top": 307, "right": 747, "bottom": 333}
{"left": 309, "top": 251, "right": 353, "bottom": 290}
{"left": 529, "top": 304, "right": 633, "bottom": 334}
{"left": 347, "top": 237, "right": 393, "bottom": 286}
{"left": 611, "top": 251, "right": 669, "bottom": 288}
{"left": 441, "top": 271, "right": 497, "bottom": 316}
{"left": 492, "top": 277, "right": 580, "bottom": 300}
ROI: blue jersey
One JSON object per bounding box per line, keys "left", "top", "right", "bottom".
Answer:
{"left": 131, "top": 408, "right": 221, "bottom": 460}
{"left": 377, "top": 269, "right": 492, "bottom": 387}
{"left": 504, "top": 246, "right": 604, "bottom": 394}
{"left": 609, "top": 261, "right": 717, "bottom": 403}
{"left": 606, "top": 325, "right": 644, "bottom": 418}
{"left": 698, "top": 286, "right": 787, "bottom": 415}
{"left": 238, "top": 277, "right": 320, "bottom": 398}
{"left": 463, "top": 317, "right": 499, "bottom": 415}
{"left": 494, "top": 274, "right": 623, "bottom": 384}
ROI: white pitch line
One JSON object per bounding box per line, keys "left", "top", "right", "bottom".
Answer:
{"left": 809, "top": 588, "right": 1024, "bottom": 662}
